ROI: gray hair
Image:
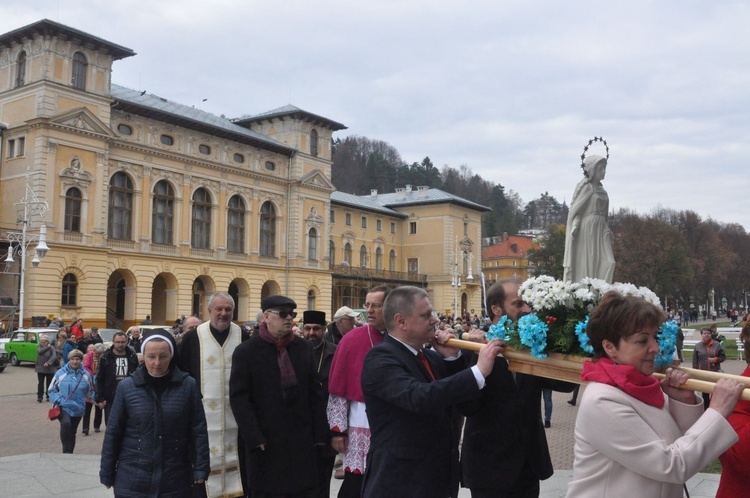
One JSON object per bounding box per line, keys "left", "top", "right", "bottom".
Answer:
{"left": 208, "top": 292, "right": 235, "bottom": 310}
{"left": 93, "top": 343, "right": 107, "bottom": 354}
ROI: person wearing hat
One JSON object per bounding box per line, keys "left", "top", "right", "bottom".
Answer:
{"left": 100, "top": 328, "right": 210, "bottom": 496}
{"left": 230, "top": 295, "right": 329, "bottom": 497}
{"left": 324, "top": 306, "right": 359, "bottom": 345}
{"left": 178, "top": 292, "right": 249, "bottom": 498}
{"left": 35, "top": 333, "right": 58, "bottom": 403}
{"left": 48, "top": 349, "right": 93, "bottom": 453}
{"left": 304, "top": 310, "right": 338, "bottom": 498}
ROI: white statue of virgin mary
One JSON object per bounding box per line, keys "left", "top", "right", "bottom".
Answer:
{"left": 562, "top": 154, "right": 615, "bottom": 283}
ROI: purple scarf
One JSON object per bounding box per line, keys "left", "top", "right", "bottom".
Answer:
{"left": 258, "top": 322, "right": 298, "bottom": 394}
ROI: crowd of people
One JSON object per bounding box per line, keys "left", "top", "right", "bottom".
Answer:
{"left": 27, "top": 284, "right": 750, "bottom": 497}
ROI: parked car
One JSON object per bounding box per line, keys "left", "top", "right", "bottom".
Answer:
{"left": 4, "top": 328, "right": 59, "bottom": 366}
{"left": 0, "top": 348, "right": 7, "bottom": 372}
{"left": 97, "top": 328, "right": 124, "bottom": 343}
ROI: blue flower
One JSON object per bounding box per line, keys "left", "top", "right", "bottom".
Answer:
{"left": 486, "top": 315, "right": 511, "bottom": 341}
{"left": 575, "top": 316, "right": 594, "bottom": 354}
{"left": 517, "top": 314, "right": 548, "bottom": 358}
{"left": 655, "top": 321, "right": 679, "bottom": 370}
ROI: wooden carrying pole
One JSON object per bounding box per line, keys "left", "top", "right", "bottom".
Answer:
{"left": 445, "top": 338, "right": 750, "bottom": 402}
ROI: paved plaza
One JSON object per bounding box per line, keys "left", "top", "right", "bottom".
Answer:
{"left": 0, "top": 356, "right": 744, "bottom": 497}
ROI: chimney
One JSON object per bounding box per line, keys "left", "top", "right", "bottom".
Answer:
{"left": 395, "top": 187, "right": 405, "bottom": 200}
{"left": 370, "top": 189, "right": 378, "bottom": 199}
{"left": 405, "top": 184, "right": 412, "bottom": 193}
{"left": 503, "top": 232, "right": 508, "bottom": 242}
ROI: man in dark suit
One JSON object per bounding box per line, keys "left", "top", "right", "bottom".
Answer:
{"left": 461, "top": 279, "right": 576, "bottom": 497}
{"left": 361, "top": 286, "right": 504, "bottom": 498}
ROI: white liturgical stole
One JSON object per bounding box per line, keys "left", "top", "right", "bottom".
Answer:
{"left": 197, "top": 321, "right": 243, "bottom": 498}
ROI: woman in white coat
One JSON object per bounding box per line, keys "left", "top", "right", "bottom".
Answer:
{"left": 566, "top": 291, "right": 745, "bottom": 498}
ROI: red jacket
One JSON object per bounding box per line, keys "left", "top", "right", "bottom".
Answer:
{"left": 716, "top": 365, "right": 750, "bottom": 497}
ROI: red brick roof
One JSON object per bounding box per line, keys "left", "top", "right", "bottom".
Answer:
{"left": 482, "top": 236, "right": 536, "bottom": 259}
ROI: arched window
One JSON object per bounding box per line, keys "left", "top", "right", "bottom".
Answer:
{"left": 108, "top": 172, "right": 133, "bottom": 240}
{"left": 259, "top": 201, "right": 276, "bottom": 256}
{"left": 64, "top": 187, "right": 82, "bottom": 232}
{"left": 310, "top": 129, "right": 319, "bottom": 157}
{"left": 329, "top": 240, "right": 335, "bottom": 266}
{"left": 227, "top": 195, "right": 245, "bottom": 253}
{"left": 191, "top": 188, "right": 212, "bottom": 249}
{"left": 389, "top": 249, "right": 396, "bottom": 272}
{"left": 152, "top": 180, "right": 174, "bottom": 245}
{"left": 375, "top": 247, "right": 383, "bottom": 270}
{"left": 360, "top": 245, "right": 368, "bottom": 268}
{"left": 307, "top": 289, "right": 316, "bottom": 310}
{"left": 15, "top": 51, "right": 26, "bottom": 87}
{"left": 308, "top": 227, "right": 318, "bottom": 261}
{"left": 72, "top": 52, "right": 87, "bottom": 90}
{"left": 344, "top": 243, "right": 352, "bottom": 264}
{"left": 62, "top": 273, "right": 77, "bottom": 306}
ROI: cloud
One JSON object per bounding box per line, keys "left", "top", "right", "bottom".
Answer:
{"left": 2, "top": 0, "right": 750, "bottom": 228}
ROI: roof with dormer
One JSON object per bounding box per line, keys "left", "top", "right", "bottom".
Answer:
{"left": 330, "top": 191, "right": 406, "bottom": 217}
{"left": 110, "top": 84, "right": 297, "bottom": 156}
{"left": 0, "top": 19, "right": 136, "bottom": 60}
{"left": 234, "top": 105, "right": 347, "bottom": 131}
{"left": 331, "top": 186, "right": 490, "bottom": 217}
{"left": 482, "top": 236, "right": 536, "bottom": 260}
{"left": 375, "top": 187, "right": 491, "bottom": 212}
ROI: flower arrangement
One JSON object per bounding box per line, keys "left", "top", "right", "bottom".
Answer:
{"left": 485, "top": 276, "right": 678, "bottom": 370}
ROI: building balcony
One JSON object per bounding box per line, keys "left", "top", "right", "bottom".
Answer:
{"left": 330, "top": 264, "right": 427, "bottom": 283}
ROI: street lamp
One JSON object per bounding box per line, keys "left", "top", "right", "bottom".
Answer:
{"left": 3, "top": 171, "right": 50, "bottom": 328}
{"left": 450, "top": 239, "right": 475, "bottom": 318}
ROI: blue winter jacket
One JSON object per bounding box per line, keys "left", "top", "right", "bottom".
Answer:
{"left": 61, "top": 340, "right": 78, "bottom": 365}
{"left": 99, "top": 365, "right": 210, "bottom": 497}
{"left": 48, "top": 362, "right": 92, "bottom": 417}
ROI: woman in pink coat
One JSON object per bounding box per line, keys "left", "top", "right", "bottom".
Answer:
{"left": 566, "top": 291, "right": 745, "bottom": 498}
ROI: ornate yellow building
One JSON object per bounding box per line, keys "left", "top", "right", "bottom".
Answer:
{"left": 0, "top": 19, "right": 488, "bottom": 328}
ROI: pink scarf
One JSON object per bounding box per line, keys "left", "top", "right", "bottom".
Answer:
{"left": 581, "top": 358, "right": 665, "bottom": 408}
{"left": 258, "top": 322, "right": 297, "bottom": 396}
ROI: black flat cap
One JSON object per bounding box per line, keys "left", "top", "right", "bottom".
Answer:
{"left": 261, "top": 295, "right": 297, "bottom": 311}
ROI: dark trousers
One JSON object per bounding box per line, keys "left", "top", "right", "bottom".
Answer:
{"left": 338, "top": 471, "right": 364, "bottom": 498}
{"left": 252, "top": 491, "right": 312, "bottom": 498}
{"left": 58, "top": 410, "right": 82, "bottom": 453}
{"left": 470, "top": 459, "right": 540, "bottom": 497}
{"left": 37, "top": 372, "right": 54, "bottom": 400}
{"left": 82, "top": 402, "right": 103, "bottom": 432}
{"left": 313, "top": 454, "right": 335, "bottom": 498}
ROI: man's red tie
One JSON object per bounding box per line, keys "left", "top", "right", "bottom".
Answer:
{"left": 417, "top": 351, "right": 436, "bottom": 381}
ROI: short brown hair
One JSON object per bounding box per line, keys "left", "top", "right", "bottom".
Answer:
{"left": 587, "top": 291, "right": 666, "bottom": 360}
{"left": 486, "top": 278, "right": 517, "bottom": 322}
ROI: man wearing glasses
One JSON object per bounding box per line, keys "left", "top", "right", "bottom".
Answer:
{"left": 179, "top": 292, "right": 248, "bottom": 498}
{"left": 327, "top": 285, "right": 390, "bottom": 497}
{"left": 230, "top": 295, "right": 328, "bottom": 497}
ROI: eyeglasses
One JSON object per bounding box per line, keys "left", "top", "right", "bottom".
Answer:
{"left": 267, "top": 309, "right": 297, "bottom": 319}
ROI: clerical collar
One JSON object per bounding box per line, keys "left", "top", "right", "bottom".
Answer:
{"left": 209, "top": 324, "right": 230, "bottom": 335}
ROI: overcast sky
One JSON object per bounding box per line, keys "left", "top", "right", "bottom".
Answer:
{"left": 3, "top": 1, "right": 750, "bottom": 229}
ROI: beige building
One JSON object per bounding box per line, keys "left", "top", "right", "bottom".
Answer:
{"left": 0, "top": 19, "right": 489, "bottom": 329}
{"left": 330, "top": 186, "right": 489, "bottom": 317}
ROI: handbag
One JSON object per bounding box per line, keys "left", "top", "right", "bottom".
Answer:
{"left": 48, "top": 406, "right": 61, "bottom": 420}
{"left": 48, "top": 370, "right": 84, "bottom": 421}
